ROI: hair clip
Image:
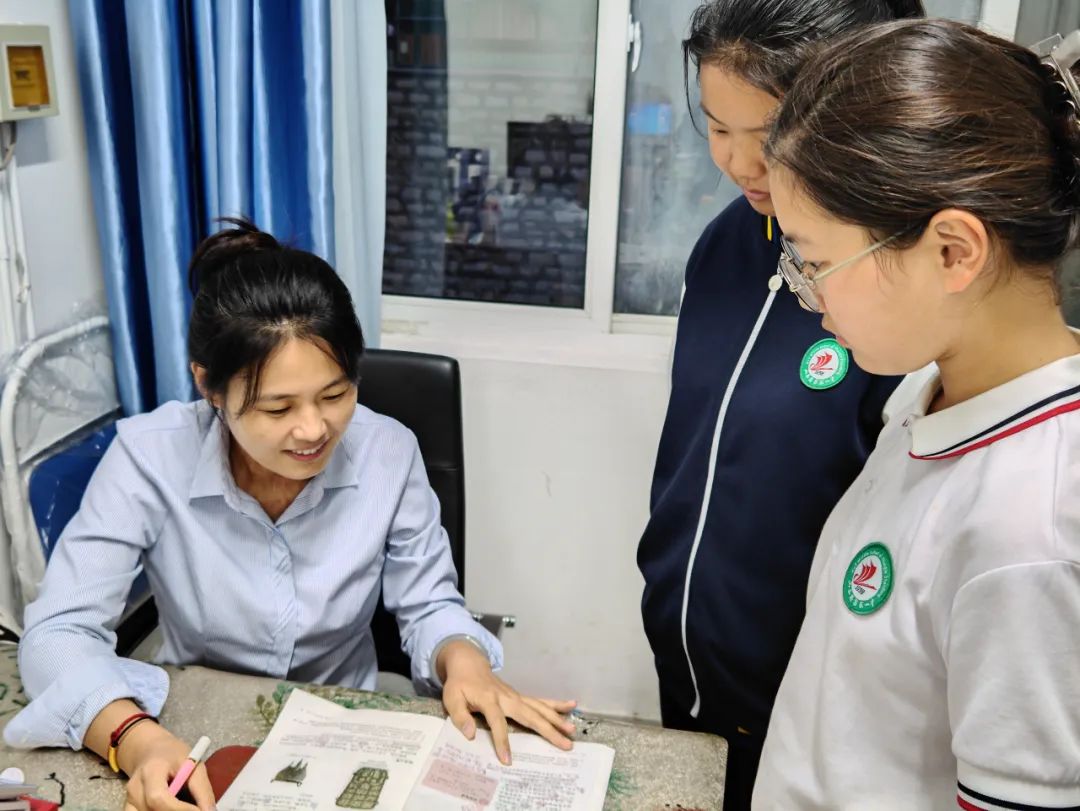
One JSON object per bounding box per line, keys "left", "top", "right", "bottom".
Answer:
{"left": 1033, "top": 31, "right": 1080, "bottom": 114}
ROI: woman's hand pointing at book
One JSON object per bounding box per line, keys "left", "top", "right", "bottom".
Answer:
{"left": 436, "top": 639, "right": 578, "bottom": 766}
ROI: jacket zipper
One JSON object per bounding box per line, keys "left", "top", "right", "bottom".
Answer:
{"left": 680, "top": 285, "right": 778, "bottom": 718}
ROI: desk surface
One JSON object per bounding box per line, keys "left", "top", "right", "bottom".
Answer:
{"left": 0, "top": 645, "right": 725, "bottom": 810}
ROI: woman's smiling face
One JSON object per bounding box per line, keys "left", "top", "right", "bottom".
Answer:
{"left": 216, "top": 336, "right": 357, "bottom": 481}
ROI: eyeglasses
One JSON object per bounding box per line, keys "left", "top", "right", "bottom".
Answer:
{"left": 776, "top": 231, "right": 907, "bottom": 313}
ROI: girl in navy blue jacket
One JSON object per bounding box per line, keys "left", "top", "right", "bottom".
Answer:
{"left": 637, "top": 2, "right": 919, "bottom": 807}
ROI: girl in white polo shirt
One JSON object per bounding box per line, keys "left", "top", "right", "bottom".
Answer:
{"left": 752, "top": 18, "right": 1080, "bottom": 811}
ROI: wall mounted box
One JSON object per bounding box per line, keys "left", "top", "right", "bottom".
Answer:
{"left": 0, "top": 24, "right": 58, "bottom": 121}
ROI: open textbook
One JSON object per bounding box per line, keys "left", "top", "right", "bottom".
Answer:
{"left": 218, "top": 689, "right": 615, "bottom": 811}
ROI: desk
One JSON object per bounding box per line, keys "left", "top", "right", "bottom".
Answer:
{"left": 0, "top": 644, "right": 726, "bottom": 809}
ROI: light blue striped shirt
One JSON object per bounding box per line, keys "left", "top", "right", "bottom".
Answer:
{"left": 4, "top": 399, "right": 502, "bottom": 750}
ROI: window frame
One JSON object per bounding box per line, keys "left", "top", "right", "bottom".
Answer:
{"left": 381, "top": 0, "right": 680, "bottom": 367}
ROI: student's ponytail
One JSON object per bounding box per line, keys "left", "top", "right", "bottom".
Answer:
{"left": 1033, "top": 36, "right": 1080, "bottom": 231}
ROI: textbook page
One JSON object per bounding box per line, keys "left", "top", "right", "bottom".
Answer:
{"left": 218, "top": 689, "right": 444, "bottom": 811}
{"left": 403, "top": 721, "right": 614, "bottom": 810}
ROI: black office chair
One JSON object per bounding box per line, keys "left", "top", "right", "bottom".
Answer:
{"left": 357, "top": 348, "right": 467, "bottom": 679}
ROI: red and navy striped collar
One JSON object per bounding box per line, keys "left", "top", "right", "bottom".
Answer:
{"left": 909, "top": 352, "right": 1080, "bottom": 461}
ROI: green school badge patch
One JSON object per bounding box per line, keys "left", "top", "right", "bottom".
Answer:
{"left": 800, "top": 339, "right": 849, "bottom": 390}
{"left": 843, "top": 542, "right": 894, "bottom": 615}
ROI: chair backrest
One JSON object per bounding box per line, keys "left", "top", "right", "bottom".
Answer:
{"left": 27, "top": 421, "right": 155, "bottom": 654}
{"left": 356, "top": 348, "right": 467, "bottom": 679}
{"left": 28, "top": 423, "right": 118, "bottom": 562}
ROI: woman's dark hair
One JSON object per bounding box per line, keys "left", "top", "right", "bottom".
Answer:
{"left": 187, "top": 218, "right": 365, "bottom": 414}
{"left": 682, "top": 0, "right": 924, "bottom": 112}
{"left": 765, "top": 19, "right": 1080, "bottom": 284}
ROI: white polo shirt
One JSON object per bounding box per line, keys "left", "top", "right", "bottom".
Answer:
{"left": 753, "top": 353, "right": 1080, "bottom": 811}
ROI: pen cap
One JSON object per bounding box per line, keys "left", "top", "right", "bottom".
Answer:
{"left": 189, "top": 736, "right": 211, "bottom": 762}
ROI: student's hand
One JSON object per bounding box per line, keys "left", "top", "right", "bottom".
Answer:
{"left": 437, "top": 639, "right": 577, "bottom": 765}
{"left": 117, "top": 721, "right": 216, "bottom": 811}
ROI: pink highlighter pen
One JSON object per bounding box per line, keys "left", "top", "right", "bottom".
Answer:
{"left": 168, "top": 735, "right": 211, "bottom": 797}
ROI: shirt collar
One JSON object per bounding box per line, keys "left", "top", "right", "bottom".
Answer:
{"left": 188, "top": 404, "right": 232, "bottom": 500}
{"left": 319, "top": 429, "right": 361, "bottom": 490}
{"left": 188, "top": 403, "right": 361, "bottom": 502}
{"left": 908, "top": 351, "right": 1080, "bottom": 460}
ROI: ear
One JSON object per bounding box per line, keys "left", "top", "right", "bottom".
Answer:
{"left": 926, "top": 209, "right": 990, "bottom": 294}
{"left": 190, "top": 363, "right": 220, "bottom": 408}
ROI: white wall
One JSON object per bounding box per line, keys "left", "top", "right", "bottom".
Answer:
{"left": 1, "top": 0, "right": 106, "bottom": 336}
{"left": 463, "top": 360, "right": 667, "bottom": 722}
{"left": 384, "top": 336, "right": 670, "bottom": 722}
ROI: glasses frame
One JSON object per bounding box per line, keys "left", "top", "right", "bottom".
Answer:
{"left": 777, "top": 232, "right": 907, "bottom": 312}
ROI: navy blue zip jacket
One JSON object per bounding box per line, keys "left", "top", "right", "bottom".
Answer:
{"left": 638, "top": 197, "right": 901, "bottom": 735}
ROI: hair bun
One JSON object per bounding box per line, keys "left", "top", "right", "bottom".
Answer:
{"left": 187, "top": 217, "right": 281, "bottom": 295}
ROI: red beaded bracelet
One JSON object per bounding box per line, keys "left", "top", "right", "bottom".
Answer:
{"left": 107, "top": 712, "right": 157, "bottom": 773}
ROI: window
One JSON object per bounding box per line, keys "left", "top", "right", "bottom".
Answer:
{"left": 384, "top": 0, "right": 598, "bottom": 308}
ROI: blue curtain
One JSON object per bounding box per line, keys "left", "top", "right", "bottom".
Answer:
{"left": 331, "top": 0, "right": 386, "bottom": 347}
{"left": 69, "top": 0, "right": 334, "bottom": 413}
